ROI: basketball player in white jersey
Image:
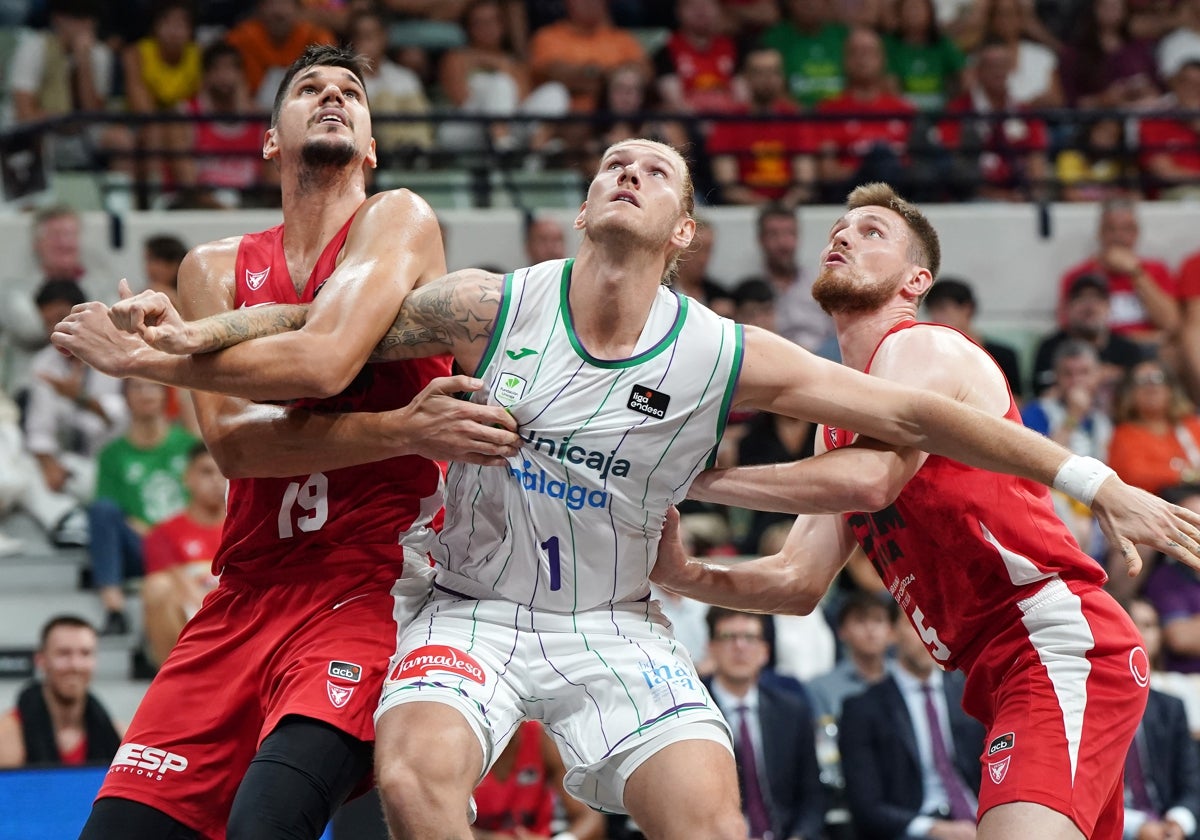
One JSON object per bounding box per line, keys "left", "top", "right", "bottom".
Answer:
{"left": 54, "top": 139, "right": 1200, "bottom": 840}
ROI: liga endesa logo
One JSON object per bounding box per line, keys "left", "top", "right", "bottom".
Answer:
{"left": 390, "top": 645, "right": 486, "bottom": 684}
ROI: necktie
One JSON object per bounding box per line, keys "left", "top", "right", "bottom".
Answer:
{"left": 735, "top": 704, "right": 773, "bottom": 839}
{"left": 1125, "top": 729, "right": 1158, "bottom": 817}
{"left": 921, "top": 682, "right": 975, "bottom": 822}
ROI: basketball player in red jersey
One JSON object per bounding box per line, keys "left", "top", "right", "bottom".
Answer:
{"left": 653, "top": 183, "right": 1162, "bottom": 840}
{"left": 70, "top": 45, "right": 519, "bottom": 840}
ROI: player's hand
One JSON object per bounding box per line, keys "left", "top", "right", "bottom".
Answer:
{"left": 51, "top": 300, "right": 147, "bottom": 377}
{"left": 385, "top": 375, "right": 520, "bottom": 466}
{"left": 109, "top": 279, "right": 197, "bottom": 354}
{"left": 650, "top": 507, "right": 699, "bottom": 593}
{"left": 1092, "top": 477, "right": 1200, "bottom": 576}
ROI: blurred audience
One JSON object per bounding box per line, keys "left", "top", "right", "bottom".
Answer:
{"left": 886, "top": 0, "right": 967, "bottom": 111}
{"left": 761, "top": 0, "right": 848, "bottom": 107}
{"left": 1141, "top": 484, "right": 1200, "bottom": 674}
{"left": 1128, "top": 594, "right": 1200, "bottom": 739}
{"left": 522, "top": 212, "right": 567, "bottom": 265}
{"left": 0, "top": 615, "right": 124, "bottom": 768}
{"left": 704, "top": 607, "right": 826, "bottom": 840}
{"left": 839, "top": 609, "right": 985, "bottom": 840}
{"left": 672, "top": 217, "right": 736, "bottom": 317}
{"left": 1107, "top": 359, "right": 1200, "bottom": 496}
{"left": 1058, "top": 0, "right": 1161, "bottom": 110}
{"left": 807, "top": 591, "right": 896, "bottom": 722}
{"left": 753, "top": 203, "right": 835, "bottom": 355}
{"left": 1139, "top": 59, "right": 1200, "bottom": 201}
{"left": 139, "top": 444, "right": 225, "bottom": 670}
{"left": 970, "top": 0, "right": 1063, "bottom": 108}
{"left": 225, "top": 0, "right": 336, "bottom": 110}
{"left": 1054, "top": 117, "right": 1138, "bottom": 202}
{"left": 707, "top": 46, "right": 816, "bottom": 208}
{"left": 654, "top": 0, "right": 745, "bottom": 115}
{"left": 349, "top": 8, "right": 434, "bottom": 158}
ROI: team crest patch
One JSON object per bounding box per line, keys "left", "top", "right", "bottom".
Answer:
{"left": 494, "top": 372, "right": 528, "bottom": 405}
{"left": 326, "top": 681, "right": 355, "bottom": 709}
{"left": 988, "top": 755, "right": 1011, "bottom": 784}
{"left": 988, "top": 732, "right": 1015, "bottom": 756}
{"left": 391, "top": 645, "right": 486, "bottom": 685}
{"left": 245, "top": 266, "right": 270, "bottom": 290}
{"left": 627, "top": 385, "right": 670, "bottom": 419}
{"left": 328, "top": 661, "right": 362, "bottom": 683}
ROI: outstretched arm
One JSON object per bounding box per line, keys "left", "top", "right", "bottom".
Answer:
{"left": 733, "top": 325, "right": 1200, "bottom": 570}
{"left": 651, "top": 507, "right": 856, "bottom": 615}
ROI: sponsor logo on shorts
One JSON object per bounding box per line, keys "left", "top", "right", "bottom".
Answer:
{"left": 988, "top": 755, "right": 1011, "bottom": 784}
{"left": 327, "top": 681, "right": 355, "bottom": 708}
{"left": 328, "top": 661, "right": 362, "bottom": 683}
{"left": 245, "top": 267, "right": 270, "bottom": 290}
{"left": 110, "top": 743, "right": 188, "bottom": 780}
{"left": 391, "top": 645, "right": 486, "bottom": 685}
{"left": 627, "top": 385, "right": 670, "bottom": 419}
{"left": 988, "top": 732, "right": 1015, "bottom": 756}
{"left": 1130, "top": 646, "right": 1150, "bottom": 687}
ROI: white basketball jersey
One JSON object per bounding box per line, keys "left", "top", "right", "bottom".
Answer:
{"left": 431, "top": 258, "right": 743, "bottom": 612}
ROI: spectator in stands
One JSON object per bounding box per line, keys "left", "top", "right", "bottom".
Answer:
{"left": 1056, "top": 197, "right": 1179, "bottom": 347}
{"left": 806, "top": 591, "right": 896, "bottom": 722}
{"left": 1058, "top": 0, "right": 1161, "bottom": 110}
{"left": 720, "top": 0, "right": 781, "bottom": 45}
{"left": 1122, "top": 629, "right": 1200, "bottom": 840}
{"left": 1129, "top": 594, "right": 1200, "bottom": 739}
{"left": 815, "top": 27, "right": 918, "bottom": 203}
{"left": 6, "top": 0, "right": 135, "bottom": 174}
{"left": 835, "top": 0, "right": 891, "bottom": 29}
{"left": 938, "top": 39, "right": 1051, "bottom": 202}
{"left": 225, "top": 0, "right": 336, "bottom": 109}
{"left": 761, "top": 0, "right": 848, "bottom": 106}
{"left": 347, "top": 8, "right": 433, "bottom": 159}
{"left": 0, "top": 206, "right": 89, "bottom": 400}
{"left": 121, "top": 0, "right": 201, "bottom": 197}
{"left": 1156, "top": 0, "right": 1200, "bottom": 89}
{"left": 885, "top": 0, "right": 967, "bottom": 111}
{"left": 88, "top": 379, "right": 198, "bottom": 637}
{"left": 1139, "top": 59, "right": 1200, "bottom": 200}
{"left": 170, "top": 42, "right": 266, "bottom": 210}
{"left": 972, "top": 0, "right": 1063, "bottom": 107}
{"left": 1032, "top": 272, "right": 1146, "bottom": 399}
{"left": 673, "top": 217, "right": 735, "bottom": 318}
{"left": 523, "top": 213, "right": 567, "bottom": 265}
{"left": 1106, "top": 359, "right": 1200, "bottom": 496}
{"left": 585, "top": 63, "right": 691, "bottom": 168}
{"left": 140, "top": 444, "right": 225, "bottom": 669}
{"left": 140, "top": 235, "right": 197, "bottom": 435}
{"left": 25, "top": 280, "right": 126, "bottom": 508}
{"left": 732, "top": 276, "right": 778, "bottom": 334}
{"left": 472, "top": 720, "right": 605, "bottom": 839}
{"left": 0, "top": 615, "right": 124, "bottom": 768}
{"left": 527, "top": 0, "right": 650, "bottom": 114}
{"left": 703, "top": 607, "right": 826, "bottom": 840}
{"left": 706, "top": 46, "right": 817, "bottom": 208}
{"left": 923, "top": 277, "right": 1022, "bottom": 398}
{"left": 754, "top": 203, "right": 835, "bottom": 355}
{"left": 654, "top": 0, "right": 744, "bottom": 115}
{"left": 839, "top": 609, "right": 986, "bottom": 840}
{"left": 436, "top": 0, "right": 566, "bottom": 154}
{"left": 1054, "top": 116, "right": 1139, "bottom": 202}
{"left": 1143, "top": 484, "right": 1200, "bottom": 674}
{"left": 1021, "top": 340, "right": 1113, "bottom": 549}
{"left": 1178, "top": 246, "right": 1200, "bottom": 402}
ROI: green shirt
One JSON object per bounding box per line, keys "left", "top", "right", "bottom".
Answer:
{"left": 885, "top": 34, "right": 966, "bottom": 111}
{"left": 762, "top": 21, "right": 848, "bottom": 107}
{"left": 95, "top": 424, "right": 198, "bottom": 525}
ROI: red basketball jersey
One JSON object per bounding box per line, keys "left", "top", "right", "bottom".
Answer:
{"left": 824, "top": 321, "right": 1107, "bottom": 673}
{"left": 214, "top": 214, "right": 451, "bottom": 578}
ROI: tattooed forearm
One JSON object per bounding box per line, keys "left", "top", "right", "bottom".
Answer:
{"left": 192, "top": 305, "right": 309, "bottom": 353}
{"left": 371, "top": 270, "right": 503, "bottom": 361}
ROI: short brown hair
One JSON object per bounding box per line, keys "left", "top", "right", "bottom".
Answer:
{"left": 846, "top": 183, "right": 941, "bottom": 280}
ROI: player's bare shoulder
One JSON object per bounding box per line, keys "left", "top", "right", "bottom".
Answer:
{"left": 178, "top": 234, "right": 244, "bottom": 317}
{"left": 354, "top": 187, "right": 440, "bottom": 234}
{"left": 875, "top": 323, "right": 1009, "bottom": 410}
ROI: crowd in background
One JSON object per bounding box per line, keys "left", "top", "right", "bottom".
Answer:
{"left": 2, "top": 0, "right": 1200, "bottom": 208}
{"left": 4, "top": 0, "right": 1200, "bottom": 838}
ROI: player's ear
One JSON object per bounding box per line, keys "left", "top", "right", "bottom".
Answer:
{"left": 262, "top": 127, "right": 278, "bottom": 161}
{"left": 905, "top": 265, "right": 934, "bottom": 301}
{"left": 573, "top": 202, "right": 587, "bottom": 231}
{"left": 366, "top": 137, "right": 378, "bottom": 170}
{"left": 669, "top": 216, "right": 695, "bottom": 252}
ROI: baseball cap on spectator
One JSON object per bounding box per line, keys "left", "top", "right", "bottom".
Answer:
{"left": 1159, "top": 44, "right": 1200, "bottom": 84}
{"left": 1067, "top": 273, "right": 1109, "bottom": 300}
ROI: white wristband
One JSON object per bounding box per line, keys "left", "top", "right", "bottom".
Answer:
{"left": 551, "top": 833, "right": 579, "bottom": 840}
{"left": 1052, "top": 455, "right": 1116, "bottom": 508}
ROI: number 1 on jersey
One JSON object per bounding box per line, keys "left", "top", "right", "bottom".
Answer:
{"left": 541, "top": 535, "right": 561, "bottom": 591}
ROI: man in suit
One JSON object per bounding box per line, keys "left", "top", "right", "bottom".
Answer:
{"left": 1124, "top": 596, "right": 1200, "bottom": 840}
{"left": 840, "top": 607, "right": 985, "bottom": 840}
{"left": 704, "top": 606, "right": 826, "bottom": 840}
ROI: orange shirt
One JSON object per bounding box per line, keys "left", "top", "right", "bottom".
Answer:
{"left": 225, "top": 19, "right": 336, "bottom": 95}
{"left": 529, "top": 21, "right": 647, "bottom": 111}
{"left": 1107, "top": 415, "right": 1200, "bottom": 495}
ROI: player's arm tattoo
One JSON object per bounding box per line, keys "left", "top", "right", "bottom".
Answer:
{"left": 189, "top": 305, "right": 309, "bottom": 353}
{"left": 371, "top": 270, "right": 504, "bottom": 361}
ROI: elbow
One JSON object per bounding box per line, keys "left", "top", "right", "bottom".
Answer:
{"left": 784, "top": 583, "right": 827, "bottom": 617}
{"left": 851, "top": 462, "right": 904, "bottom": 512}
